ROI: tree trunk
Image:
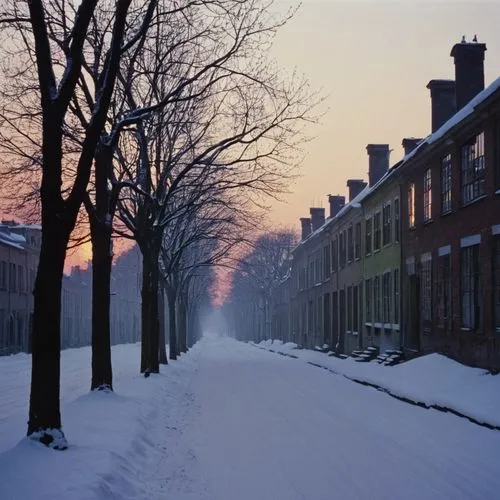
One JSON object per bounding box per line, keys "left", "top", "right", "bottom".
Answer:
{"left": 140, "top": 238, "right": 161, "bottom": 373}
{"left": 148, "top": 255, "right": 160, "bottom": 372}
{"left": 167, "top": 288, "right": 177, "bottom": 360}
{"left": 90, "top": 219, "right": 113, "bottom": 391}
{"left": 89, "top": 144, "right": 114, "bottom": 391}
{"left": 178, "top": 299, "right": 187, "bottom": 354}
{"left": 158, "top": 285, "right": 168, "bottom": 364}
{"left": 27, "top": 220, "right": 69, "bottom": 448}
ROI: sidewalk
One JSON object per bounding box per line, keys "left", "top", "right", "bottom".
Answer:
{"left": 253, "top": 340, "right": 500, "bottom": 429}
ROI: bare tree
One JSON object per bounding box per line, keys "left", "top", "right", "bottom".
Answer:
{"left": 224, "top": 229, "right": 297, "bottom": 342}
{"left": 114, "top": 0, "right": 316, "bottom": 373}
{"left": 0, "top": 0, "right": 157, "bottom": 448}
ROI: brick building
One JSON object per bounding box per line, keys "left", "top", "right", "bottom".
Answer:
{"left": 259, "top": 37, "right": 500, "bottom": 371}
{"left": 399, "top": 40, "right": 500, "bottom": 370}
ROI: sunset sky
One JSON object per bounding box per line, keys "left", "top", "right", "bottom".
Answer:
{"left": 266, "top": 0, "right": 500, "bottom": 229}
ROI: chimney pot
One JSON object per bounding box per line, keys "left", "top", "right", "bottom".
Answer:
{"left": 309, "top": 207, "right": 325, "bottom": 232}
{"left": 300, "top": 217, "right": 312, "bottom": 241}
{"left": 366, "top": 144, "right": 390, "bottom": 187}
{"left": 402, "top": 137, "right": 423, "bottom": 156}
{"left": 450, "top": 40, "right": 486, "bottom": 110}
{"left": 426, "top": 79, "right": 456, "bottom": 132}
{"left": 346, "top": 179, "right": 367, "bottom": 202}
{"left": 328, "top": 195, "right": 345, "bottom": 218}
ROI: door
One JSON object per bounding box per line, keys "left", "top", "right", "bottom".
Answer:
{"left": 407, "top": 275, "right": 420, "bottom": 351}
{"left": 339, "top": 289, "right": 346, "bottom": 353}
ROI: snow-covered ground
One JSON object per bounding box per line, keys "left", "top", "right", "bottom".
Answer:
{"left": 254, "top": 339, "right": 500, "bottom": 429}
{"left": 1, "top": 336, "right": 500, "bottom": 499}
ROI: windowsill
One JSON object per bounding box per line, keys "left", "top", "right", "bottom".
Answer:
{"left": 355, "top": 257, "right": 361, "bottom": 262}
{"left": 461, "top": 194, "right": 487, "bottom": 209}
{"left": 373, "top": 248, "right": 381, "bottom": 254}
{"left": 495, "top": 189, "right": 500, "bottom": 196}
{"left": 441, "top": 209, "right": 453, "bottom": 217}
{"left": 408, "top": 226, "right": 416, "bottom": 231}
{"left": 383, "top": 242, "right": 392, "bottom": 249}
{"left": 423, "top": 218, "right": 433, "bottom": 226}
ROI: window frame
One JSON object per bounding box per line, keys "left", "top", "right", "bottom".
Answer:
{"left": 441, "top": 154, "right": 452, "bottom": 214}
{"left": 382, "top": 202, "right": 392, "bottom": 246}
{"left": 408, "top": 183, "right": 416, "bottom": 228}
{"left": 365, "top": 217, "right": 372, "bottom": 256}
{"left": 461, "top": 244, "right": 482, "bottom": 330}
{"left": 354, "top": 222, "right": 361, "bottom": 260}
{"left": 373, "top": 212, "right": 381, "bottom": 251}
{"left": 423, "top": 168, "right": 432, "bottom": 222}
{"left": 461, "top": 132, "right": 486, "bottom": 206}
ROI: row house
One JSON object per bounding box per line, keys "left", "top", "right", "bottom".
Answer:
{"left": 0, "top": 222, "right": 142, "bottom": 355}
{"left": 0, "top": 223, "right": 41, "bottom": 354}
{"left": 398, "top": 40, "right": 500, "bottom": 370}
{"left": 273, "top": 38, "right": 500, "bottom": 371}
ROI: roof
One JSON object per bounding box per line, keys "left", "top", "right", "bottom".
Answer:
{"left": 0, "top": 232, "right": 25, "bottom": 251}
{"left": 292, "top": 76, "right": 500, "bottom": 255}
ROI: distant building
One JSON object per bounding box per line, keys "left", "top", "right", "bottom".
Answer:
{"left": 0, "top": 221, "right": 141, "bottom": 355}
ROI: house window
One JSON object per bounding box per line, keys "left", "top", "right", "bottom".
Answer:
{"left": 437, "top": 253, "right": 452, "bottom": 330}
{"left": 331, "top": 236, "right": 338, "bottom": 272}
{"left": 423, "top": 168, "right": 432, "bottom": 222}
{"left": 382, "top": 272, "right": 391, "bottom": 324}
{"left": 495, "top": 121, "right": 500, "bottom": 190}
{"left": 9, "top": 263, "right": 16, "bottom": 292}
{"left": 353, "top": 285, "right": 359, "bottom": 333}
{"left": 421, "top": 256, "right": 432, "bottom": 322}
{"left": 323, "top": 245, "right": 330, "bottom": 279}
{"left": 18, "top": 266, "right": 24, "bottom": 293}
{"left": 365, "top": 278, "right": 371, "bottom": 322}
{"left": 382, "top": 203, "right": 391, "bottom": 246}
{"left": 461, "top": 132, "right": 485, "bottom": 205}
{"left": 493, "top": 238, "right": 500, "bottom": 330}
{"left": 373, "top": 275, "right": 380, "bottom": 323}
{"left": 339, "top": 231, "right": 346, "bottom": 268}
{"left": 0, "top": 261, "right": 6, "bottom": 290}
{"left": 347, "top": 225, "right": 353, "bottom": 262}
{"left": 355, "top": 222, "right": 361, "bottom": 260}
{"left": 394, "top": 268, "right": 400, "bottom": 325}
{"left": 365, "top": 218, "right": 372, "bottom": 255}
{"left": 394, "top": 198, "right": 400, "bottom": 243}
{"left": 461, "top": 244, "right": 481, "bottom": 329}
{"left": 373, "top": 212, "right": 381, "bottom": 251}
{"left": 441, "top": 154, "right": 452, "bottom": 213}
{"left": 347, "top": 286, "right": 353, "bottom": 332}
{"left": 408, "top": 183, "right": 416, "bottom": 228}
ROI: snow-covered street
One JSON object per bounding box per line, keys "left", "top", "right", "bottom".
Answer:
{"left": 1, "top": 337, "right": 500, "bottom": 500}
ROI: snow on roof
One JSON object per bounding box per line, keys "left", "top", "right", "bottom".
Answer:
{"left": 13, "top": 224, "right": 41, "bottom": 230}
{"left": 402, "top": 76, "right": 500, "bottom": 165}
{"left": 0, "top": 233, "right": 25, "bottom": 251}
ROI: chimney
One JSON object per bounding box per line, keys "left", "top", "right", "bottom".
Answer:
{"left": 426, "top": 80, "right": 456, "bottom": 132}
{"left": 310, "top": 207, "right": 325, "bottom": 232}
{"left": 366, "top": 144, "right": 390, "bottom": 187}
{"left": 402, "top": 137, "right": 423, "bottom": 156}
{"left": 450, "top": 37, "right": 487, "bottom": 110}
{"left": 328, "top": 195, "right": 345, "bottom": 218}
{"left": 300, "top": 217, "right": 312, "bottom": 240}
{"left": 346, "top": 179, "right": 367, "bottom": 202}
